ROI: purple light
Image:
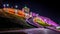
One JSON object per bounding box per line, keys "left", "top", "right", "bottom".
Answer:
{"left": 32, "top": 13, "right": 36, "bottom": 17}
{"left": 39, "top": 16, "right": 59, "bottom": 27}
{"left": 31, "top": 12, "right": 59, "bottom": 27}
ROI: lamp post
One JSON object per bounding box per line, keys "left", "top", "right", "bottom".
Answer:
{"left": 3, "top": 4, "right": 6, "bottom": 11}
{"left": 3, "top": 4, "right": 6, "bottom": 8}
{"left": 14, "top": 5, "right": 18, "bottom": 14}
{"left": 3, "top": 4, "right": 9, "bottom": 12}
{"left": 6, "top": 4, "right": 9, "bottom": 12}
{"left": 6, "top": 4, "right": 9, "bottom": 7}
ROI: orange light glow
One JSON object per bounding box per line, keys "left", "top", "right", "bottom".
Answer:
{"left": 3, "top": 8, "right": 25, "bottom": 18}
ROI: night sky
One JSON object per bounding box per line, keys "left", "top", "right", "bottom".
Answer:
{"left": 0, "top": 0, "right": 60, "bottom": 24}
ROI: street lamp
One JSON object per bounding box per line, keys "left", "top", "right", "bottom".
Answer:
{"left": 15, "top": 5, "right": 18, "bottom": 9}
{"left": 15, "top": 5, "right": 18, "bottom": 14}
{"left": 6, "top": 4, "right": 9, "bottom": 7}
{"left": 6, "top": 4, "right": 9, "bottom": 12}
{"left": 3, "top": 4, "right": 6, "bottom": 8}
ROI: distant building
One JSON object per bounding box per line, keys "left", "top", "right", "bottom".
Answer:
{"left": 22, "top": 6, "right": 31, "bottom": 19}
{"left": 22, "top": 6, "right": 30, "bottom": 14}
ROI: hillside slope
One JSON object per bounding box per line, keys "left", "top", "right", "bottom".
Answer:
{"left": 0, "top": 9, "right": 35, "bottom": 31}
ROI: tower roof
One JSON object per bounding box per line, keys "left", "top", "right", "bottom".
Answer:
{"left": 24, "top": 5, "right": 28, "bottom": 8}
